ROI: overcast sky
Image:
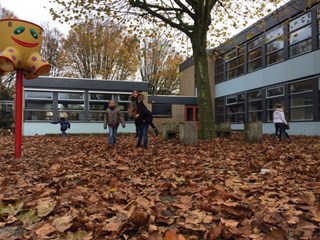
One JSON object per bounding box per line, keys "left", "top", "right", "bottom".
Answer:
{"left": 0, "top": 0, "right": 70, "bottom": 35}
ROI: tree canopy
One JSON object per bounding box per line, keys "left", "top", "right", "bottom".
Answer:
{"left": 139, "top": 37, "right": 182, "bottom": 95}
{"left": 62, "top": 21, "right": 139, "bottom": 80}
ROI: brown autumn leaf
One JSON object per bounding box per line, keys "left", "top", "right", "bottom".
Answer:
{"left": 0, "top": 134, "right": 320, "bottom": 239}
{"left": 52, "top": 215, "right": 74, "bottom": 232}
{"left": 35, "top": 223, "right": 56, "bottom": 237}
{"left": 164, "top": 229, "right": 178, "bottom": 240}
{"left": 36, "top": 198, "right": 57, "bottom": 217}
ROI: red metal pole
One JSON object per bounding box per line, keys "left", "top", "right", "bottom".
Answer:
{"left": 14, "top": 70, "right": 23, "bottom": 159}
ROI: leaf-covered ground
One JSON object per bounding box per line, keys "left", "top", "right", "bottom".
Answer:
{"left": 0, "top": 133, "right": 320, "bottom": 240}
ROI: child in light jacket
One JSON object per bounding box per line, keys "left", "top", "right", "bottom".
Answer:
{"left": 104, "top": 100, "right": 125, "bottom": 147}
{"left": 273, "top": 103, "right": 288, "bottom": 140}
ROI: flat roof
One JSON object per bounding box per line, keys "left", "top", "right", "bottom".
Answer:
{"left": 23, "top": 76, "right": 149, "bottom": 92}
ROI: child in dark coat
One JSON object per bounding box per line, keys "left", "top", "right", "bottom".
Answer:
{"left": 135, "top": 108, "right": 151, "bottom": 148}
{"left": 51, "top": 114, "right": 71, "bottom": 138}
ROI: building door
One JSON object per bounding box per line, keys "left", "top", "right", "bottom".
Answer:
{"left": 185, "top": 105, "right": 199, "bottom": 128}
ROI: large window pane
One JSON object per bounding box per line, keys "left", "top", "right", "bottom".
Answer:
{"left": 58, "top": 92, "right": 84, "bottom": 100}
{"left": 25, "top": 91, "right": 52, "bottom": 99}
{"left": 89, "top": 102, "right": 108, "bottom": 110}
{"left": 290, "top": 93, "right": 313, "bottom": 107}
{"left": 226, "top": 96, "right": 237, "bottom": 105}
{"left": 267, "top": 97, "right": 284, "bottom": 110}
{"left": 248, "top": 37, "right": 262, "bottom": 50}
{"left": 152, "top": 104, "right": 172, "bottom": 117}
{"left": 58, "top": 103, "right": 84, "bottom": 110}
{"left": 225, "top": 50, "right": 237, "bottom": 61}
{"left": 227, "top": 69, "right": 237, "bottom": 79}
{"left": 89, "top": 112, "right": 105, "bottom": 121}
{"left": 216, "top": 74, "right": 224, "bottom": 84}
{"left": 289, "top": 25, "right": 311, "bottom": 45}
{"left": 267, "top": 50, "right": 284, "bottom": 65}
{"left": 25, "top": 111, "right": 53, "bottom": 121}
{"left": 266, "top": 25, "right": 284, "bottom": 43}
{"left": 248, "top": 59, "right": 262, "bottom": 72}
{"left": 290, "top": 80, "right": 313, "bottom": 93}
{"left": 290, "top": 39, "right": 312, "bottom": 57}
{"left": 267, "top": 40, "right": 284, "bottom": 53}
{"left": 215, "top": 98, "right": 224, "bottom": 123}
{"left": 248, "top": 101, "right": 262, "bottom": 111}
{"left": 89, "top": 93, "right": 112, "bottom": 101}
{"left": 118, "top": 102, "right": 129, "bottom": 111}
{"left": 227, "top": 59, "right": 238, "bottom": 69}
{"left": 248, "top": 48, "right": 262, "bottom": 60}
{"left": 266, "top": 86, "right": 284, "bottom": 98}
{"left": 216, "top": 65, "right": 224, "bottom": 75}
{"left": 25, "top": 101, "right": 53, "bottom": 110}
{"left": 225, "top": 46, "right": 244, "bottom": 80}
{"left": 119, "top": 94, "right": 131, "bottom": 101}
{"left": 289, "top": 12, "right": 311, "bottom": 32}
{"left": 290, "top": 107, "right": 313, "bottom": 120}
{"left": 248, "top": 90, "right": 262, "bottom": 100}
{"left": 59, "top": 111, "right": 84, "bottom": 121}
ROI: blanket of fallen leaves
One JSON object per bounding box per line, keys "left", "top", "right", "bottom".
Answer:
{"left": 0, "top": 133, "right": 320, "bottom": 240}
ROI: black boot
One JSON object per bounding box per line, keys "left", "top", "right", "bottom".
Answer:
{"left": 154, "top": 128, "right": 159, "bottom": 136}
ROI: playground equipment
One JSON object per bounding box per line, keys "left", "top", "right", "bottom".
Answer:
{"left": 0, "top": 19, "right": 51, "bottom": 158}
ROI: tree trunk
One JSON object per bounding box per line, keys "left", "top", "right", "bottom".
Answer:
{"left": 191, "top": 34, "right": 216, "bottom": 140}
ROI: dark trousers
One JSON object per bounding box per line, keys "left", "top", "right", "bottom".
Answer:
{"left": 137, "top": 124, "right": 149, "bottom": 148}
{"left": 274, "top": 123, "right": 286, "bottom": 139}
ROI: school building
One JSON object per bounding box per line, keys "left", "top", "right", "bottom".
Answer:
{"left": 180, "top": 0, "right": 320, "bottom": 136}
{"left": 22, "top": 77, "right": 197, "bottom": 135}
{"left": 11, "top": 0, "right": 320, "bottom": 136}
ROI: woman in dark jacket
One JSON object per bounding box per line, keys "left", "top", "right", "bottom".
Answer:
{"left": 129, "top": 90, "right": 159, "bottom": 136}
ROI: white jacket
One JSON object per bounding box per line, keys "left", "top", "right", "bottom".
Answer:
{"left": 273, "top": 108, "right": 287, "bottom": 125}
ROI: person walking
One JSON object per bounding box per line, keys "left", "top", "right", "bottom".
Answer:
{"left": 104, "top": 100, "right": 125, "bottom": 148}
{"left": 134, "top": 108, "right": 150, "bottom": 149}
{"left": 51, "top": 112, "right": 71, "bottom": 138}
{"left": 273, "top": 103, "right": 288, "bottom": 140}
{"left": 129, "top": 90, "right": 159, "bottom": 136}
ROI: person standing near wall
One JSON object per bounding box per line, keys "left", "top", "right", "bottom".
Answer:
{"left": 104, "top": 100, "right": 125, "bottom": 148}
{"left": 134, "top": 107, "right": 150, "bottom": 149}
{"left": 129, "top": 90, "right": 159, "bottom": 136}
{"left": 273, "top": 103, "right": 288, "bottom": 140}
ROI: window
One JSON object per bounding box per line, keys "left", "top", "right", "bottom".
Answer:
{"left": 289, "top": 12, "right": 312, "bottom": 57}
{"left": 226, "top": 94, "right": 245, "bottom": 123}
{"left": 89, "top": 93, "right": 112, "bottom": 101}
{"left": 225, "top": 46, "right": 244, "bottom": 80}
{"left": 24, "top": 111, "right": 53, "bottom": 121}
{"left": 215, "top": 57, "right": 224, "bottom": 83}
{"left": 248, "top": 37, "right": 262, "bottom": 72}
{"left": 318, "top": 6, "right": 320, "bottom": 47}
{"left": 215, "top": 98, "right": 225, "bottom": 123}
{"left": 118, "top": 94, "right": 131, "bottom": 121}
{"left": 88, "top": 92, "right": 112, "bottom": 121}
{"left": 289, "top": 80, "right": 313, "bottom": 121}
{"left": 25, "top": 91, "right": 53, "bottom": 121}
{"left": 58, "top": 91, "right": 84, "bottom": 121}
{"left": 25, "top": 91, "right": 53, "bottom": 99}
{"left": 266, "top": 86, "right": 284, "bottom": 122}
{"left": 247, "top": 90, "right": 263, "bottom": 122}
{"left": 266, "top": 25, "right": 284, "bottom": 65}
{"left": 152, "top": 104, "right": 172, "bottom": 117}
